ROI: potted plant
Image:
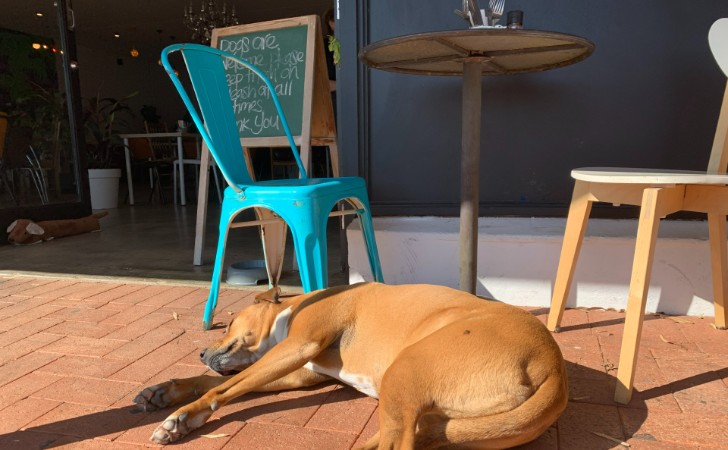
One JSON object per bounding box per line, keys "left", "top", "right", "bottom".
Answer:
{"left": 82, "top": 90, "right": 137, "bottom": 209}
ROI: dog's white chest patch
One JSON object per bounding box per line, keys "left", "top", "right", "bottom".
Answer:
{"left": 303, "top": 362, "right": 379, "bottom": 398}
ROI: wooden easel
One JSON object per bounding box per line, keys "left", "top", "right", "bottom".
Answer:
{"left": 192, "top": 15, "right": 338, "bottom": 291}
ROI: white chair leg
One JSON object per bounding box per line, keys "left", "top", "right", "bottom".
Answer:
{"left": 173, "top": 162, "right": 179, "bottom": 205}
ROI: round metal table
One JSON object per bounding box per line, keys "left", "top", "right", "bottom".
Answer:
{"left": 359, "top": 28, "right": 594, "bottom": 294}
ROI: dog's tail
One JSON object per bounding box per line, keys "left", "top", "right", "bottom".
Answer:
{"left": 417, "top": 373, "right": 568, "bottom": 449}
{"left": 92, "top": 211, "right": 109, "bottom": 219}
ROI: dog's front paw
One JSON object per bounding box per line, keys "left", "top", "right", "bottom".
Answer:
{"left": 134, "top": 381, "right": 177, "bottom": 412}
{"left": 151, "top": 411, "right": 192, "bottom": 444}
{"left": 150, "top": 407, "right": 212, "bottom": 444}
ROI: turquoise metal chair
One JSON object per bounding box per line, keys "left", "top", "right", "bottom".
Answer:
{"left": 161, "top": 44, "right": 384, "bottom": 329}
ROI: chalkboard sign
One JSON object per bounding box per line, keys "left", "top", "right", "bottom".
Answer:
{"left": 211, "top": 15, "right": 338, "bottom": 183}
{"left": 217, "top": 25, "right": 307, "bottom": 138}
{"left": 192, "top": 16, "right": 340, "bottom": 276}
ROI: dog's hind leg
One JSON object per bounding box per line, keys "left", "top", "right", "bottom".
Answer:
{"left": 374, "top": 350, "right": 434, "bottom": 450}
{"left": 413, "top": 376, "right": 567, "bottom": 449}
{"left": 355, "top": 431, "right": 380, "bottom": 450}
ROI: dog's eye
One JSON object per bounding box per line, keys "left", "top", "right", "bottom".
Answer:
{"left": 221, "top": 339, "right": 237, "bottom": 354}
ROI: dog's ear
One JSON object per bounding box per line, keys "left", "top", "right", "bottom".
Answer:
{"left": 255, "top": 286, "right": 281, "bottom": 304}
{"left": 6, "top": 220, "right": 17, "bottom": 233}
{"left": 26, "top": 222, "right": 45, "bottom": 236}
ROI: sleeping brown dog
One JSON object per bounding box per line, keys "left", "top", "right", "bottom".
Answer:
{"left": 136, "top": 283, "right": 568, "bottom": 448}
{"left": 6, "top": 211, "right": 108, "bottom": 245}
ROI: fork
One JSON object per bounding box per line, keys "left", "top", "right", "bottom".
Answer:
{"left": 488, "top": 0, "right": 505, "bottom": 26}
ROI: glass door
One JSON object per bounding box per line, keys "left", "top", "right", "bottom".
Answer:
{"left": 0, "top": 0, "right": 89, "bottom": 227}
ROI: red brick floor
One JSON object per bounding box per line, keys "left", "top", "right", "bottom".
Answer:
{"left": 0, "top": 275, "right": 726, "bottom": 449}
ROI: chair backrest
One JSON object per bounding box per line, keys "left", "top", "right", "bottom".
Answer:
{"left": 160, "top": 43, "right": 306, "bottom": 191}
{"left": 126, "top": 137, "right": 156, "bottom": 160}
{"left": 144, "top": 121, "right": 168, "bottom": 134}
{"left": 182, "top": 139, "right": 199, "bottom": 159}
{"left": 707, "top": 18, "right": 728, "bottom": 174}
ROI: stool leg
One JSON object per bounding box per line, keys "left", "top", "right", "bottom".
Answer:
{"left": 547, "top": 181, "right": 593, "bottom": 332}
{"left": 708, "top": 212, "right": 728, "bottom": 330}
{"left": 615, "top": 186, "right": 682, "bottom": 404}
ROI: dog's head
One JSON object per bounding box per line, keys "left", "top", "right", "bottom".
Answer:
{"left": 200, "top": 301, "right": 290, "bottom": 375}
{"left": 7, "top": 219, "right": 46, "bottom": 245}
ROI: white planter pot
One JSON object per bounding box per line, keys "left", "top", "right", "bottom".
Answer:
{"left": 88, "top": 168, "right": 121, "bottom": 209}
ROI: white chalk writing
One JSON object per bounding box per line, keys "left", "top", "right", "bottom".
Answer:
{"left": 219, "top": 27, "right": 306, "bottom": 137}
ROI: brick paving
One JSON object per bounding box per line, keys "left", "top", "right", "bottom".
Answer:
{"left": 0, "top": 275, "right": 726, "bottom": 449}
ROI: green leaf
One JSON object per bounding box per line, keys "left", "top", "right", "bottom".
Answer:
{"left": 328, "top": 35, "right": 341, "bottom": 66}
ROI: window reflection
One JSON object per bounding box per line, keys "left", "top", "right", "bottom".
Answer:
{"left": 0, "top": 7, "right": 79, "bottom": 208}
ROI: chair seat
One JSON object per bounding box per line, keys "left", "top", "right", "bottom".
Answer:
{"left": 227, "top": 176, "right": 366, "bottom": 199}
{"left": 572, "top": 167, "right": 728, "bottom": 185}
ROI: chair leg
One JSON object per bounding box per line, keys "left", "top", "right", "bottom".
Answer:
{"left": 614, "top": 187, "right": 673, "bottom": 404}
{"left": 358, "top": 207, "right": 384, "bottom": 282}
{"left": 707, "top": 213, "right": 728, "bottom": 330}
{"left": 290, "top": 212, "right": 329, "bottom": 292}
{"left": 204, "top": 215, "right": 232, "bottom": 330}
{"left": 547, "top": 181, "right": 594, "bottom": 332}
{"left": 173, "top": 162, "right": 179, "bottom": 205}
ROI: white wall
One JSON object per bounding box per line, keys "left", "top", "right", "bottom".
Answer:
{"left": 347, "top": 217, "right": 718, "bottom": 317}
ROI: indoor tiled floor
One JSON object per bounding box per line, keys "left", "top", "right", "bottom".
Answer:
{"left": 0, "top": 275, "right": 726, "bottom": 449}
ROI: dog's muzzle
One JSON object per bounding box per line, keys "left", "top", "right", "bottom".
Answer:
{"left": 200, "top": 346, "right": 247, "bottom": 376}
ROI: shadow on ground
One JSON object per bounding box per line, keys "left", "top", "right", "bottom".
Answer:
{"left": 0, "top": 357, "right": 697, "bottom": 449}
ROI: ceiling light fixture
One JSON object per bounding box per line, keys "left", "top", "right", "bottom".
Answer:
{"left": 35, "top": 12, "right": 43, "bottom": 17}
{"left": 183, "top": 1, "right": 239, "bottom": 45}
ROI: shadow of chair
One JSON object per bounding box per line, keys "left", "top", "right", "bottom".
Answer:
{"left": 161, "top": 43, "right": 384, "bottom": 329}
{"left": 125, "top": 137, "right": 174, "bottom": 204}
{"left": 547, "top": 18, "right": 728, "bottom": 404}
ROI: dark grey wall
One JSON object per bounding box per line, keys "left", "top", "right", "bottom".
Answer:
{"left": 337, "top": 0, "right": 728, "bottom": 217}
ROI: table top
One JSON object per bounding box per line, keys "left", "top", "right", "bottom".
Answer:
{"left": 359, "top": 28, "right": 594, "bottom": 76}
